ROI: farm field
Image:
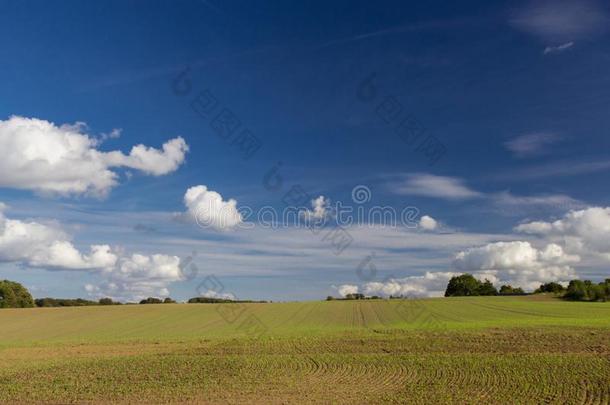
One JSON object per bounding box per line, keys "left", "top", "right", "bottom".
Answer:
{"left": 1, "top": 296, "right": 609, "bottom": 403}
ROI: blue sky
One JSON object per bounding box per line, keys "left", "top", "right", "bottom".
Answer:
{"left": 1, "top": 0, "right": 610, "bottom": 301}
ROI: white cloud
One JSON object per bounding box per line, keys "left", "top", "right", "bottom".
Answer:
{"left": 361, "top": 271, "right": 457, "bottom": 298}
{"left": 418, "top": 215, "right": 438, "bottom": 231}
{"left": 491, "top": 191, "right": 585, "bottom": 214}
{"left": 197, "top": 289, "right": 236, "bottom": 300}
{"left": 510, "top": 0, "right": 609, "bottom": 42}
{"left": 336, "top": 284, "right": 359, "bottom": 297}
{"left": 543, "top": 41, "right": 574, "bottom": 55}
{"left": 514, "top": 221, "right": 553, "bottom": 234}
{"left": 453, "top": 241, "right": 578, "bottom": 290}
{"left": 504, "top": 132, "right": 563, "bottom": 157}
{"left": 301, "top": 196, "right": 331, "bottom": 220}
{"left": 390, "top": 174, "right": 581, "bottom": 215}
{"left": 515, "top": 207, "right": 610, "bottom": 260}
{"left": 180, "top": 185, "right": 243, "bottom": 231}
{"left": 29, "top": 243, "right": 118, "bottom": 270}
{"left": 392, "top": 174, "right": 482, "bottom": 200}
{"left": 494, "top": 158, "right": 610, "bottom": 181}
{"left": 91, "top": 254, "right": 183, "bottom": 301}
{"left": 0, "top": 116, "right": 188, "bottom": 197}
{"left": 0, "top": 204, "right": 182, "bottom": 301}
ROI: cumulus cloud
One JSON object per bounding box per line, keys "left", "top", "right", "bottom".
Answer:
{"left": 418, "top": 215, "right": 438, "bottom": 231}
{"left": 0, "top": 204, "right": 182, "bottom": 301}
{"left": 504, "top": 132, "right": 563, "bottom": 157}
{"left": 392, "top": 174, "right": 482, "bottom": 200}
{"left": 453, "top": 241, "right": 578, "bottom": 290}
{"left": 362, "top": 272, "right": 456, "bottom": 298}
{"left": 337, "top": 239, "right": 580, "bottom": 297}
{"left": 90, "top": 254, "right": 183, "bottom": 301}
{"left": 0, "top": 116, "right": 188, "bottom": 196}
{"left": 180, "top": 185, "right": 243, "bottom": 231}
{"left": 301, "top": 196, "right": 331, "bottom": 221}
{"left": 336, "top": 284, "right": 359, "bottom": 297}
{"left": 197, "top": 289, "right": 236, "bottom": 300}
{"left": 510, "top": 0, "right": 609, "bottom": 42}
{"left": 515, "top": 207, "right": 610, "bottom": 260}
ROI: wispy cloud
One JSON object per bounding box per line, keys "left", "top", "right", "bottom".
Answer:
{"left": 318, "top": 17, "right": 476, "bottom": 49}
{"left": 495, "top": 158, "right": 610, "bottom": 180}
{"left": 388, "top": 173, "right": 584, "bottom": 214}
{"left": 543, "top": 41, "right": 574, "bottom": 55}
{"left": 491, "top": 191, "right": 585, "bottom": 214}
{"left": 504, "top": 132, "right": 563, "bottom": 158}
{"left": 510, "top": 0, "right": 610, "bottom": 42}
{"left": 390, "top": 174, "right": 483, "bottom": 200}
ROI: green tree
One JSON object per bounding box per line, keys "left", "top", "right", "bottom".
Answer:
{"left": 0, "top": 280, "right": 34, "bottom": 308}
{"left": 499, "top": 285, "right": 525, "bottom": 295}
{"left": 565, "top": 280, "right": 588, "bottom": 300}
{"left": 445, "top": 274, "right": 482, "bottom": 297}
{"left": 139, "top": 297, "right": 163, "bottom": 304}
{"left": 477, "top": 279, "right": 498, "bottom": 296}
{"left": 535, "top": 282, "right": 565, "bottom": 294}
{"left": 99, "top": 298, "right": 115, "bottom": 305}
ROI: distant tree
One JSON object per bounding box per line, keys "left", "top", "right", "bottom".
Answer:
{"left": 0, "top": 280, "right": 34, "bottom": 308}
{"left": 604, "top": 279, "right": 610, "bottom": 297}
{"left": 163, "top": 297, "right": 176, "bottom": 304}
{"left": 187, "top": 297, "right": 266, "bottom": 304}
{"left": 99, "top": 298, "right": 115, "bottom": 305}
{"left": 534, "top": 282, "right": 565, "bottom": 294}
{"left": 35, "top": 297, "right": 98, "bottom": 307}
{"left": 564, "top": 279, "right": 610, "bottom": 302}
{"left": 326, "top": 296, "right": 334, "bottom": 301}
{"left": 139, "top": 297, "right": 163, "bottom": 304}
{"left": 499, "top": 285, "right": 513, "bottom": 294}
{"left": 591, "top": 284, "right": 607, "bottom": 302}
{"left": 444, "top": 274, "right": 481, "bottom": 297}
{"left": 499, "top": 285, "right": 525, "bottom": 295}
{"left": 477, "top": 279, "right": 498, "bottom": 296}
{"left": 565, "top": 280, "right": 589, "bottom": 301}
{"left": 344, "top": 293, "right": 365, "bottom": 300}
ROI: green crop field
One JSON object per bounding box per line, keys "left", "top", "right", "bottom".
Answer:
{"left": 1, "top": 296, "right": 609, "bottom": 404}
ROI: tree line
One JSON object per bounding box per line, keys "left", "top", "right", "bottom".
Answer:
{"left": 445, "top": 274, "right": 610, "bottom": 302}
{"left": 0, "top": 280, "right": 270, "bottom": 308}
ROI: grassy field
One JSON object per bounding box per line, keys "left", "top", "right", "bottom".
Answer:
{"left": 1, "top": 296, "right": 609, "bottom": 403}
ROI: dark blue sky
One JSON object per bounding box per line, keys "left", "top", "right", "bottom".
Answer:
{"left": 1, "top": 0, "right": 609, "bottom": 301}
